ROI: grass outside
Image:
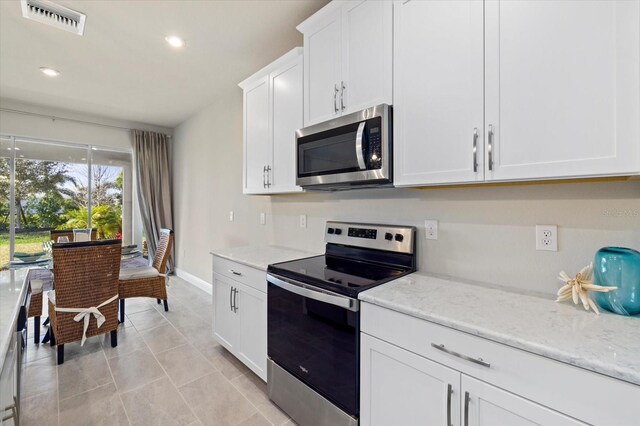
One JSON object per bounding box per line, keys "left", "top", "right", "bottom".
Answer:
{"left": 0, "top": 231, "right": 51, "bottom": 267}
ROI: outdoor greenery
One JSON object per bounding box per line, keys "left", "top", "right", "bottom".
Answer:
{"left": 0, "top": 157, "right": 124, "bottom": 265}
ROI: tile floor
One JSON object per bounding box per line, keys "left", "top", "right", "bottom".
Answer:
{"left": 20, "top": 276, "right": 293, "bottom": 426}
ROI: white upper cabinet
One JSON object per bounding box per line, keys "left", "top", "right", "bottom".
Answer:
{"left": 341, "top": 0, "right": 392, "bottom": 114}
{"left": 394, "top": 0, "right": 640, "bottom": 187}
{"left": 239, "top": 48, "right": 303, "bottom": 194}
{"left": 242, "top": 76, "right": 271, "bottom": 194}
{"left": 302, "top": 7, "right": 342, "bottom": 126}
{"left": 270, "top": 54, "right": 303, "bottom": 193}
{"left": 298, "top": 0, "right": 393, "bottom": 127}
{"left": 485, "top": 0, "right": 640, "bottom": 181}
{"left": 394, "top": 0, "right": 484, "bottom": 186}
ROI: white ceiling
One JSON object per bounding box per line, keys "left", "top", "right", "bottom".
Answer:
{"left": 0, "top": 0, "right": 328, "bottom": 128}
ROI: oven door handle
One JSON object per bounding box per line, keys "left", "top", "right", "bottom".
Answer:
{"left": 355, "top": 121, "right": 367, "bottom": 170}
{"left": 267, "top": 274, "right": 359, "bottom": 312}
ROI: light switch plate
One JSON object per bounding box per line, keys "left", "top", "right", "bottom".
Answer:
{"left": 299, "top": 214, "right": 307, "bottom": 228}
{"left": 260, "top": 212, "right": 266, "bottom": 225}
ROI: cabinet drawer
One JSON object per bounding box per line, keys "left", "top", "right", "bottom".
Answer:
{"left": 361, "top": 302, "right": 639, "bottom": 426}
{"left": 212, "top": 256, "right": 266, "bottom": 293}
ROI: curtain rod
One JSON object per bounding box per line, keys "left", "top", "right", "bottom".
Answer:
{"left": 0, "top": 107, "right": 172, "bottom": 138}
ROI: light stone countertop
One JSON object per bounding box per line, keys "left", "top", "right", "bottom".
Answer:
{"left": 210, "top": 245, "right": 318, "bottom": 271}
{"left": 0, "top": 268, "right": 30, "bottom": 365}
{"left": 359, "top": 272, "right": 640, "bottom": 387}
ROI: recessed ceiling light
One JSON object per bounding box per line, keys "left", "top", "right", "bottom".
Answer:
{"left": 165, "top": 35, "right": 186, "bottom": 49}
{"left": 40, "top": 67, "right": 60, "bottom": 77}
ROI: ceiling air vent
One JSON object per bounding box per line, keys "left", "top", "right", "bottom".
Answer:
{"left": 20, "top": 0, "right": 86, "bottom": 36}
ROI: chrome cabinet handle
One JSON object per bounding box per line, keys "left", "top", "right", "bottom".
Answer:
{"left": 229, "top": 286, "right": 234, "bottom": 312}
{"left": 340, "top": 81, "right": 345, "bottom": 111}
{"left": 446, "top": 384, "right": 453, "bottom": 426}
{"left": 431, "top": 343, "right": 490, "bottom": 368}
{"left": 487, "top": 124, "right": 494, "bottom": 171}
{"left": 472, "top": 128, "right": 478, "bottom": 173}
{"left": 262, "top": 165, "right": 266, "bottom": 188}
{"left": 334, "top": 84, "right": 339, "bottom": 113}
{"left": 265, "top": 165, "right": 272, "bottom": 188}
{"left": 464, "top": 391, "right": 470, "bottom": 426}
{"left": 232, "top": 288, "right": 238, "bottom": 313}
{"left": 229, "top": 269, "right": 242, "bottom": 276}
{"left": 355, "top": 122, "right": 367, "bottom": 170}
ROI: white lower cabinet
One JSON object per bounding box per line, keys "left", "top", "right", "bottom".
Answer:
{"left": 462, "top": 376, "right": 582, "bottom": 426}
{"left": 212, "top": 264, "right": 267, "bottom": 381}
{"left": 361, "top": 334, "right": 581, "bottom": 426}
{"left": 361, "top": 333, "right": 460, "bottom": 426}
{"left": 361, "top": 303, "right": 639, "bottom": 426}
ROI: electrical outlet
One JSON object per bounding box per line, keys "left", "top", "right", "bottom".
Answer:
{"left": 299, "top": 214, "right": 307, "bottom": 228}
{"left": 260, "top": 212, "right": 266, "bottom": 225}
{"left": 425, "top": 220, "right": 438, "bottom": 240}
{"left": 535, "top": 225, "right": 558, "bottom": 251}
{"left": 229, "top": 211, "right": 234, "bottom": 222}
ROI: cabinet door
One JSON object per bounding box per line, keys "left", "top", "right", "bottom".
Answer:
{"left": 341, "top": 0, "right": 392, "bottom": 114}
{"left": 393, "top": 0, "right": 484, "bottom": 186}
{"left": 361, "top": 333, "right": 461, "bottom": 426}
{"left": 462, "top": 375, "right": 585, "bottom": 426}
{"left": 303, "top": 8, "right": 342, "bottom": 126}
{"left": 236, "top": 282, "right": 267, "bottom": 381}
{"left": 243, "top": 75, "right": 271, "bottom": 194}
{"left": 269, "top": 55, "right": 303, "bottom": 194}
{"left": 212, "top": 273, "right": 239, "bottom": 351}
{"left": 485, "top": 0, "right": 640, "bottom": 181}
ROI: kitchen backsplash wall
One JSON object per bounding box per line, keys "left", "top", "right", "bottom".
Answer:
{"left": 173, "top": 87, "right": 640, "bottom": 295}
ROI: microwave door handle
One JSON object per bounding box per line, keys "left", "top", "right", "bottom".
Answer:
{"left": 355, "top": 121, "right": 367, "bottom": 170}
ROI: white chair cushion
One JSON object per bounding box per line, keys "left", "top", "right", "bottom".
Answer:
{"left": 47, "top": 290, "right": 56, "bottom": 305}
{"left": 119, "top": 266, "right": 160, "bottom": 281}
{"left": 31, "top": 279, "right": 44, "bottom": 294}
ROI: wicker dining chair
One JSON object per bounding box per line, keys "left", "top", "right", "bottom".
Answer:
{"left": 118, "top": 229, "right": 174, "bottom": 323}
{"left": 47, "top": 239, "right": 122, "bottom": 364}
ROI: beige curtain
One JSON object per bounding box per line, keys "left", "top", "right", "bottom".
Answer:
{"left": 132, "top": 130, "right": 174, "bottom": 272}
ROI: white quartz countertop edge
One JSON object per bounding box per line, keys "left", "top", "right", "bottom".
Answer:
{"left": 359, "top": 273, "right": 640, "bottom": 387}
{"left": 210, "top": 245, "right": 318, "bottom": 271}
{"left": 0, "top": 269, "right": 29, "bottom": 365}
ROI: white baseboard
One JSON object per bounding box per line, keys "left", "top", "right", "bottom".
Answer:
{"left": 175, "top": 268, "right": 212, "bottom": 295}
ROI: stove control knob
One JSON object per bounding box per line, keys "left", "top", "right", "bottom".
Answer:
{"left": 395, "top": 233, "right": 404, "bottom": 242}
{"left": 334, "top": 228, "right": 342, "bottom": 235}
{"left": 327, "top": 228, "right": 335, "bottom": 234}
{"left": 384, "top": 232, "right": 393, "bottom": 241}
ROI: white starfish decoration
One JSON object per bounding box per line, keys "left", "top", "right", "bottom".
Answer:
{"left": 556, "top": 263, "right": 617, "bottom": 315}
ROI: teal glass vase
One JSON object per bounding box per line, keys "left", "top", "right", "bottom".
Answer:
{"left": 593, "top": 247, "right": 640, "bottom": 316}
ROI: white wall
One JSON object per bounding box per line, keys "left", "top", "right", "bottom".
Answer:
{"left": 172, "top": 86, "right": 272, "bottom": 283}
{"left": 0, "top": 98, "right": 173, "bottom": 246}
{"left": 173, "top": 88, "right": 640, "bottom": 295}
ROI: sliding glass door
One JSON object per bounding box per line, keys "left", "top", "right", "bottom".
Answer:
{"left": 0, "top": 135, "right": 132, "bottom": 268}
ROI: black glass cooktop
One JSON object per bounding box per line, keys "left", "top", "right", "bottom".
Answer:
{"left": 267, "top": 254, "right": 411, "bottom": 297}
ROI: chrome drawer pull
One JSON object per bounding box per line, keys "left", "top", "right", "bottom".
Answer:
{"left": 431, "top": 343, "right": 490, "bottom": 368}
{"left": 464, "top": 391, "right": 470, "bottom": 426}
{"left": 446, "top": 383, "right": 453, "bottom": 426}
{"left": 472, "top": 128, "right": 478, "bottom": 173}
{"left": 229, "top": 270, "right": 242, "bottom": 276}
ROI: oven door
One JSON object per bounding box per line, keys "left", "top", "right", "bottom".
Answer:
{"left": 267, "top": 273, "right": 360, "bottom": 417}
{"left": 296, "top": 104, "right": 391, "bottom": 188}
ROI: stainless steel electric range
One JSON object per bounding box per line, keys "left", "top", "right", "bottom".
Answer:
{"left": 266, "top": 221, "right": 417, "bottom": 426}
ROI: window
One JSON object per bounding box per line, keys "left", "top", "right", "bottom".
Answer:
{"left": 0, "top": 135, "right": 133, "bottom": 268}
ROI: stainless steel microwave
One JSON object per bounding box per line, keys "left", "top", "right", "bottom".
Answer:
{"left": 296, "top": 104, "right": 392, "bottom": 190}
